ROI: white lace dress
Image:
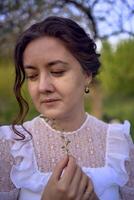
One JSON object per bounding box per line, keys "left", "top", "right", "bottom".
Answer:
{"left": 0, "top": 113, "right": 134, "bottom": 200}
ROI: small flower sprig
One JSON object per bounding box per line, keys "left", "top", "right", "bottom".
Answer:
{"left": 60, "top": 135, "right": 71, "bottom": 154}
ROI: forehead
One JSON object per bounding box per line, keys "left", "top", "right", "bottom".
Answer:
{"left": 24, "top": 36, "right": 68, "bottom": 57}
{"left": 23, "top": 36, "right": 79, "bottom": 66}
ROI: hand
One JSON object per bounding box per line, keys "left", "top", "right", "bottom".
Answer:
{"left": 41, "top": 155, "right": 98, "bottom": 200}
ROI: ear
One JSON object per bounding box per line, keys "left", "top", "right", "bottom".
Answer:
{"left": 84, "top": 72, "right": 92, "bottom": 85}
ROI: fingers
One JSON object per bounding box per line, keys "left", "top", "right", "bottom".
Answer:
{"left": 52, "top": 155, "right": 69, "bottom": 180}
{"left": 70, "top": 166, "right": 82, "bottom": 187}
{"left": 60, "top": 156, "right": 77, "bottom": 185}
{"left": 82, "top": 178, "right": 94, "bottom": 200}
{"left": 51, "top": 156, "right": 97, "bottom": 200}
{"left": 68, "top": 166, "right": 82, "bottom": 198}
{"left": 76, "top": 172, "right": 89, "bottom": 200}
{"left": 46, "top": 155, "right": 97, "bottom": 200}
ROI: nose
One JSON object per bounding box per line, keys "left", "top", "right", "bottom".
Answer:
{"left": 38, "top": 73, "right": 54, "bottom": 93}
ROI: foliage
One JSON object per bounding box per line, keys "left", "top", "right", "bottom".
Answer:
{"left": 100, "top": 39, "right": 134, "bottom": 97}
{"left": 99, "top": 39, "right": 134, "bottom": 140}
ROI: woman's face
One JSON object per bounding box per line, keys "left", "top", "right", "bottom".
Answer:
{"left": 23, "top": 36, "right": 91, "bottom": 120}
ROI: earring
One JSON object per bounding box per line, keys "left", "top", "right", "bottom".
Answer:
{"left": 85, "top": 86, "right": 90, "bottom": 93}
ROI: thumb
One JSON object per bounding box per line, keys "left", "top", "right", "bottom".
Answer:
{"left": 52, "top": 155, "right": 69, "bottom": 180}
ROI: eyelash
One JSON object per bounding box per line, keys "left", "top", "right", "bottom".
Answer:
{"left": 26, "top": 74, "right": 37, "bottom": 80}
{"left": 25, "top": 71, "right": 65, "bottom": 80}
{"left": 51, "top": 71, "right": 65, "bottom": 76}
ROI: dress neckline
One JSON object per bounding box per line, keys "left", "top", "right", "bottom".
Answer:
{"left": 39, "top": 112, "right": 89, "bottom": 135}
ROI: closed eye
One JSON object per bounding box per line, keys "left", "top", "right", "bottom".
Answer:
{"left": 26, "top": 74, "right": 38, "bottom": 80}
{"left": 51, "top": 71, "right": 65, "bottom": 76}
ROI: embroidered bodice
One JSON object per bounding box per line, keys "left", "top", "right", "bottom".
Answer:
{"left": 32, "top": 114, "right": 107, "bottom": 172}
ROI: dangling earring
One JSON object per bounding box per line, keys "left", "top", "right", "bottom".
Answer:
{"left": 85, "top": 85, "right": 90, "bottom": 93}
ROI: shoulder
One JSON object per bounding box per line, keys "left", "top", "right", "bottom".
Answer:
{"left": 86, "top": 113, "right": 109, "bottom": 146}
{"left": 87, "top": 113, "right": 132, "bottom": 143}
{"left": 0, "top": 116, "right": 40, "bottom": 140}
{"left": 87, "top": 113, "right": 108, "bottom": 132}
{"left": 106, "top": 120, "right": 133, "bottom": 160}
{"left": 22, "top": 115, "right": 45, "bottom": 134}
{"left": 107, "top": 120, "right": 131, "bottom": 139}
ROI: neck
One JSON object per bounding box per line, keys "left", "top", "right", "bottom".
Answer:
{"left": 48, "top": 110, "right": 86, "bottom": 132}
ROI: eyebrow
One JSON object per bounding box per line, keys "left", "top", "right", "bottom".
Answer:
{"left": 24, "top": 60, "right": 69, "bottom": 69}
{"left": 47, "top": 60, "right": 68, "bottom": 67}
{"left": 24, "top": 65, "right": 36, "bottom": 69}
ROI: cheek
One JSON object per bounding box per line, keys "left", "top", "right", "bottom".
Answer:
{"left": 27, "top": 83, "right": 37, "bottom": 100}
{"left": 59, "top": 75, "right": 85, "bottom": 97}
{"left": 71, "top": 73, "right": 85, "bottom": 89}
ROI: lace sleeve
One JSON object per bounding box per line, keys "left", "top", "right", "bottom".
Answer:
{"left": 120, "top": 146, "right": 134, "bottom": 200}
{"left": 0, "top": 129, "right": 20, "bottom": 200}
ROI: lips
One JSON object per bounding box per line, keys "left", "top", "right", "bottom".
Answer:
{"left": 41, "top": 99, "right": 60, "bottom": 103}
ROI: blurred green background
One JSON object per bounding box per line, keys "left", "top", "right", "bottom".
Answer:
{"left": 0, "top": 1, "right": 134, "bottom": 140}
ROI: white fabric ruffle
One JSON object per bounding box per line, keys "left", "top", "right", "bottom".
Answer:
{"left": 83, "top": 166, "right": 121, "bottom": 199}
{"left": 10, "top": 138, "right": 51, "bottom": 193}
{"left": 106, "top": 120, "right": 132, "bottom": 185}
{"left": 0, "top": 125, "right": 14, "bottom": 140}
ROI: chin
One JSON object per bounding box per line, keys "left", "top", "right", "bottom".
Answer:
{"left": 41, "top": 110, "right": 64, "bottom": 120}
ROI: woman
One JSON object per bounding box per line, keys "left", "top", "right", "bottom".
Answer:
{"left": 0, "top": 16, "right": 134, "bottom": 200}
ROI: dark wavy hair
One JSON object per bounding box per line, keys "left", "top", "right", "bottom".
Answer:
{"left": 12, "top": 16, "right": 101, "bottom": 140}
